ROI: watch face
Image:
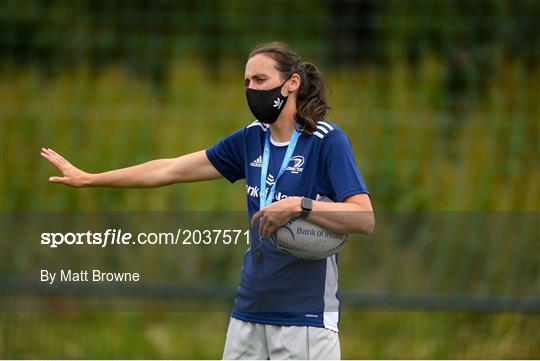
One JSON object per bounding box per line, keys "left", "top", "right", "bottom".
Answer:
{"left": 302, "top": 197, "right": 312, "bottom": 211}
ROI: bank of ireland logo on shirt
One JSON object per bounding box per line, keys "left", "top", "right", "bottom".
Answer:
{"left": 246, "top": 174, "right": 275, "bottom": 198}
{"left": 259, "top": 174, "right": 275, "bottom": 201}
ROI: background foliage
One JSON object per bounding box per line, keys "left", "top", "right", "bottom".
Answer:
{"left": 1, "top": 0, "right": 539, "bottom": 358}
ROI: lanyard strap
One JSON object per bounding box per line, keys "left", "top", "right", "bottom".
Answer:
{"left": 259, "top": 129, "right": 300, "bottom": 210}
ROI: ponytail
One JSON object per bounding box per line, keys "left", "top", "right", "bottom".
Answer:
{"left": 294, "top": 62, "right": 329, "bottom": 133}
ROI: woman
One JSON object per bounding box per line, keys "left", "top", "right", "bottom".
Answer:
{"left": 41, "top": 42, "right": 374, "bottom": 360}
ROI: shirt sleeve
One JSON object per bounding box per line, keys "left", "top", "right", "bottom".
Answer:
{"left": 205, "top": 128, "right": 246, "bottom": 183}
{"left": 322, "top": 129, "right": 369, "bottom": 201}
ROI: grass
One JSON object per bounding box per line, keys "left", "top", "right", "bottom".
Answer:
{"left": 1, "top": 311, "right": 538, "bottom": 359}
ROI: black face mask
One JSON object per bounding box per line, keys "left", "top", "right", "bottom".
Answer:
{"left": 245, "top": 81, "right": 288, "bottom": 124}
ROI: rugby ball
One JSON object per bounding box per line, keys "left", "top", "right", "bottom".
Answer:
{"left": 269, "top": 217, "right": 347, "bottom": 260}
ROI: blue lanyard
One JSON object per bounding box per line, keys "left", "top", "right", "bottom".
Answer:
{"left": 259, "top": 129, "right": 301, "bottom": 210}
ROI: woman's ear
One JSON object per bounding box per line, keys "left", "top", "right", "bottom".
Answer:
{"left": 287, "top": 73, "right": 301, "bottom": 94}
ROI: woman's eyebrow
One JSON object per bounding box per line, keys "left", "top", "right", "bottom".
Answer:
{"left": 245, "top": 73, "right": 268, "bottom": 80}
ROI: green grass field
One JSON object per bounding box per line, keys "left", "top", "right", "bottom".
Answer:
{"left": 2, "top": 311, "right": 538, "bottom": 359}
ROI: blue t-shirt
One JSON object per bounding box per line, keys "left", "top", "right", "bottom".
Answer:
{"left": 206, "top": 120, "right": 369, "bottom": 331}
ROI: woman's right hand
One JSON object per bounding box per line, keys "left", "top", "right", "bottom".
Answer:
{"left": 41, "top": 148, "right": 92, "bottom": 187}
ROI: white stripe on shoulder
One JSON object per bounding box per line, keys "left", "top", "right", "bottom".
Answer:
{"left": 316, "top": 125, "right": 329, "bottom": 134}
{"left": 318, "top": 121, "right": 335, "bottom": 131}
{"left": 311, "top": 121, "right": 335, "bottom": 139}
{"left": 247, "top": 120, "right": 268, "bottom": 131}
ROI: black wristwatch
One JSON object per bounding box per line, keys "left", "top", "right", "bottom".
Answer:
{"left": 300, "top": 197, "right": 313, "bottom": 219}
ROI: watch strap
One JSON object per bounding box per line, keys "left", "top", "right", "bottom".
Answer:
{"left": 300, "top": 197, "right": 313, "bottom": 218}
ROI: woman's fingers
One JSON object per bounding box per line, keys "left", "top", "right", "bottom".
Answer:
{"left": 258, "top": 216, "right": 267, "bottom": 236}
{"left": 42, "top": 153, "right": 64, "bottom": 172}
{"left": 251, "top": 210, "right": 264, "bottom": 228}
{"left": 41, "top": 147, "right": 81, "bottom": 186}
{"left": 41, "top": 147, "right": 90, "bottom": 187}
{"left": 47, "top": 148, "right": 69, "bottom": 165}
{"left": 41, "top": 147, "right": 72, "bottom": 170}
{"left": 260, "top": 213, "right": 290, "bottom": 237}
{"left": 44, "top": 148, "right": 68, "bottom": 167}
{"left": 260, "top": 215, "right": 278, "bottom": 237}
{"left": 41, "top": 148, "right": 62, "bottom": 169}
{"left": 253, "top": 208, "right": 289, "bottom": 237}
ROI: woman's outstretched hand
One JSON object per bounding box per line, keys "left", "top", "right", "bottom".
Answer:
{"left": 40, "top": 148, "right": 91, "bottom": 187}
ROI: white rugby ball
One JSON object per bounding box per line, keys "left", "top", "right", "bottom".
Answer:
{"left": 270, "top": 217, "right": 348, "bottom": 260}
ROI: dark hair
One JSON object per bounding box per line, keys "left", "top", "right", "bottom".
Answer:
{"left": 248, "top": 42, "right": 330, "bottom": 133}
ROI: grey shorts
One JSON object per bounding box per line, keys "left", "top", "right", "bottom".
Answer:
{"left": 222, "top": 317, "right": 341, "bottom": 360}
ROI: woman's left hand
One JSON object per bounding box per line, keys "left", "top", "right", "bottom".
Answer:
{"left": 251, "top": 196, "right": 302, "bottom": 238}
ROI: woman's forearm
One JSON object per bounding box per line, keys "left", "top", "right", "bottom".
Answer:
{"left": 295, "top": 196, "right": 375, "bottom": 235}
{"left": 42, "top": 148, "right": 222, "bottom": 188}
{"left": 88, "top": 158, "right": 174, "bottom": 188}
{"left": 252, "top": 194, "right": 375, "bottom": 238}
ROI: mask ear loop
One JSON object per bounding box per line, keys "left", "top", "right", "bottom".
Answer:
{"left": 289, "top": 64, "right": 305, "bottom": 133}
{"left": 279, "top": 78, "right": 291, "bottom": 97}
{"left": 286, "top": 62, "right": 304, "bottom": 96}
